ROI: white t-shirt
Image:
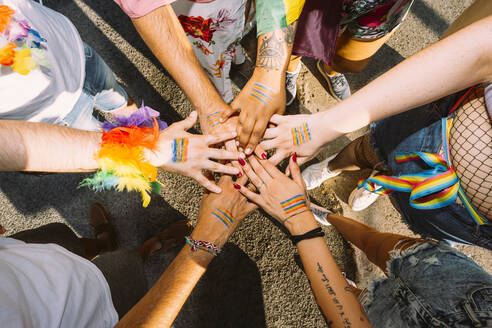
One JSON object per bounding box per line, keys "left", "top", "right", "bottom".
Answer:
{"left": 0, "top": 238, "right": 118, "bottom": 328}
{"left": 0, "top": 0, "right": 85, "bottom": 124}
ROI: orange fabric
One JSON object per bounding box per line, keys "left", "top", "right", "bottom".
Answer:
{"left": 336, "top": 30, "right": 394, "bottom": 62}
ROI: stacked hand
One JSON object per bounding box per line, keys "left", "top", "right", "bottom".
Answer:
{"left": 146, "top": 111, "right": 240, "bottom": 193}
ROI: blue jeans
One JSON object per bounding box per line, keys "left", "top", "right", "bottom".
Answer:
{"left": 370, "top": 91, "right": 492, "bottom": 249}
{"left": 362, "top": 241, "right": 492, "bottom": 327}
{"left": 60, "top": 43, "right": 127, "bottom": 131}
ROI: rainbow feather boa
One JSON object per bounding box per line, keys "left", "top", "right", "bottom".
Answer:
{"left": 80, "top": 104, "right": 168, "bottom": 207}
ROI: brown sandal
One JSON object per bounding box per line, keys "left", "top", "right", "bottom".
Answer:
{"left": 149, "top": 220, "right": 193, "bottom": 256}
{"left": 89, "top": 203, "right": 119, "bottom": 252}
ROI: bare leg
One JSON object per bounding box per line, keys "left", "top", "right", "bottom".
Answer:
{"left": 326, "top": 213, "right": 421, "bottom": 275}
{"left": 287, "top": 55, "right": 302, "bottom": 72}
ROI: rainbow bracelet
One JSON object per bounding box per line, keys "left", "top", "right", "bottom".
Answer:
{"left": 79, "top": 104, "right": 168, "bottom": 207}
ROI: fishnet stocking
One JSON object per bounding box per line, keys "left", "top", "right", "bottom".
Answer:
{"left": 449, "top": 86, "right": 492, "bottom": 220}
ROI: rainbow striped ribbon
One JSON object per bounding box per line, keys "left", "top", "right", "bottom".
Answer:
{"left": 358, "top": 115, "right": 487, "bottom": 225}
{"left": 281, "top": 194, "right": 307, "bottom": 214}
{"left": 211, "top": 207, "right": 235, "bottom": 228}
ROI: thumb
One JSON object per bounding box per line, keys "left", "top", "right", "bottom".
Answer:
{"left": 173, "top": 111, "right": 198, "bottom": 131}
{"left": 220, "top": 104, "right": 239, "bottom": 123}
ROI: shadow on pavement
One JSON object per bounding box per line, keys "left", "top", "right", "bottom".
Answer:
{"left": 411, "top": 0, "right": 450, "bottom": 36}
{"left": 44, "top": 0, "right": 183, "bottom": 125}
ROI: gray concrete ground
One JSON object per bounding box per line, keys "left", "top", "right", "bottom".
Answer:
{"left": 1, "top": 0, "right": 491, "bottom": 327}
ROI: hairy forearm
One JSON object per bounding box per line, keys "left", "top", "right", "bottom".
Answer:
{"left": 319, "top": 16, "right": 492, "bottom": 140}
{"left": 0, "top": 120, "right": 99, "bottom": 172}
{"left": 132, "top": 5, "right": 228, "bottom": 120}
{"left": 256, "top": 21, "right": 298, "bottom": 73}
{"left": 287, "top": 214, "right": 371, "bottom": 327}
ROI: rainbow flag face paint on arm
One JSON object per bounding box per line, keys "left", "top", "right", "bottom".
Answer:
{"left": 249, "top": 82, "right": 275, "bottom": 104}
{"left": 291, "top": 123, "right": 311, "bottom": 146}
{"left": 206, "top": 111, "right": 223, "bottom": 128}
{"left": 280, "top": 194, "right": 307, "bottom": 215}
{"left": 211, "top": 207, "right": 235, "bottom": 228}
{"left": 172, "top": 138, "right": 188, "bottom": 163}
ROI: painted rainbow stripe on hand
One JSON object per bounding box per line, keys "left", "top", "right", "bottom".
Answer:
{"left": 206, "top": 111, "right": 223, "bottom": 128}
{"left": 211, "top": 207, "right": 235, "bottom": 228}
{"left": 249, "top": 82, "right": 275, "bottom": 104}
{"left": 291, "top": 123, "right": 311, "bottom": 146}
{"left": 172, "top": 138, "right": 188, "bottom": 163}
{"left": 281, "top": 194, "right": 307, "bottom": 215}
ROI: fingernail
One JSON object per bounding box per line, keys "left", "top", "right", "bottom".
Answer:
{"left": 219, "top": 118, "right": 224, "bottom": 123}
{"left": 292, "top": 152, "right": 297, "bottom": 163}
{"left": 236, "top": 141, "right": 240, "bottom": 146}
{"left": 261, "top": 153, "right": 267, "bottom": 160}
{"left": 237, "top": 172, "right": 243, "bottom": 178}
{"left": 238, "top": 158, "right": 246, "bottom": 166}
{"left": 245, "top": 148, "right": 252, "bottom": 155}
{"left": 233, "top": 183, "right": 241, "bottom": 189}
{"left": 239, "top": 147, "right": 243, "bottom": 152}
{"left": 239, "top": 152, "right": 246, "bottom": 159}
{"left": 232, "top": 132, "right": 237, "bottom": 137}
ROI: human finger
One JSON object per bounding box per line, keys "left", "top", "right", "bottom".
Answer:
{"left": 259, "top": 139, "right": 278, "bottom": 151}
{"left": 238, "top": 157, "right": 265, "bottom": 191}
{"left": 245, "top": 120, "right": 267, "bottom": 155}
{"left": 269, "top": 150, "right": 290, "bottom": 166}
{"left": 207, "top": 148, "right": 241, "bottom": 161}
{"left": 171, "top": 111, "right": 198, "bottom": 131}
{"left": 238, "top": 115, "right": 254, "bottom": 148}
{"left": 257, "top": 154, "right": 284, "bottom": 179}
{"left": 263, "top": 127, "right": 280, "bottom": 139}
{"left": 289, "top": 153, "right": 305, "bottom": 189}
{"left": 195, "top": 173, "right": 221, "bottom": 193}
{"left": 254, "top": 144, "right": 268, "bottom": 160}
{"left": 203, "top": 160, "right": 240, "bottom": 176}
{"left": 248, "top": 156, "right": 273, "bottom": 183}
{"left": 234, "top": 183, "right": 264, "bottom": 207}
{"left": 206, "top": 131, "right": 238, "bottom": 146}
{"left": 269, "top": 114, "right": 284, "bottom": 125}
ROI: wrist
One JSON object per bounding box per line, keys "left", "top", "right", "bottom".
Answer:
{"left": 283, "top": 211, "right": 319, "bottom": 235}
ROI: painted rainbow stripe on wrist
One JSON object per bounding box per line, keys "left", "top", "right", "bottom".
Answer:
{"left": 249, "top": 82, "right": 275, "bottom": 104}
{"left": 281, "top": 194, "right": 307, "bottom": 215}
{"left": 211, "top": 207, "right": 235, "bottom": 228}
{"left": 206, "top": 111, "right": 223, "bottom": 128}
{"left": 172, "top": 138, "right": 188, "bottom": 163}
{"left": 291, "top": 123, "right": 311, "bottom": 146}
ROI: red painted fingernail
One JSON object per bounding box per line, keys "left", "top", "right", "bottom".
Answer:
{"left": 237, "top": 172, "right": 243, "bottom": 178}
{"left": 292, "top": 152, "right": 297, "bottom": 163}
{"left": 238, "top": 158, "right": 246, "bottom": 166}
{"left": 233, "top": 183, "right": 241, "bottom": 189}
{"left": 261, "top": 153, "right": 267, "bottom": 160}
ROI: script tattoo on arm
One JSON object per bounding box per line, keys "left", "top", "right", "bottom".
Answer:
{"left": 317, "top": 262, "right": 357, "bottom": 328}
{"left": 256, "top": 21, "right": 298, "bottom": 71}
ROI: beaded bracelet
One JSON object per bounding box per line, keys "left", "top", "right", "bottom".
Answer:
{"left": 79, "top": 104, "right": 168, "bottom": 207}
{"left": 185, "top": 236, "right": 222, "bottom": 256}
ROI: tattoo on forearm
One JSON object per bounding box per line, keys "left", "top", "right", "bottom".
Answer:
{"left": 292, "top": 123, "right": 312, "bottom": 146}
{"left": 257, "top": 31, "right": 284, "bottom": 70}
{"left": 284, "top": 22, "right": 297, "bottom": 45}
{"left": 211, "top": 207, "right": 234, "bottom": 228}
{"left": 249, "top": 82, "right": 275, "bottom": 104}
{"left": 316, "top": 262, "right": 359, "bottom": 327}
{"left": 172, "top": 138, "right": 188, "bottom": 163}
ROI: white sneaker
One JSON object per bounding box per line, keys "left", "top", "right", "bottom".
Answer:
{"left": 348, "top": 171, "right": 381, "bottom": 211}
{"left": 302, "top": 154, "right": 340, "bottom": 190}
{"left": 310, "top": 203, "right": 332, "bottom": 226}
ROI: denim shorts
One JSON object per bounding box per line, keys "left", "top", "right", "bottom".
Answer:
{"left": 60, "top": 43, "right": 127, "bottom": 131}
{"left": 361, "top": 241, "right": 492, "bottom": 327}
{"left": 370, "top": 91, "right": 492, "bottom": 249}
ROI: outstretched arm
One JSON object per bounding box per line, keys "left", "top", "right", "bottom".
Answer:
{"left": 262, "top": 15, "right": 492, "bottom": 165}
{"left": 222, "top": 0, "right": 305, "bottom": 154}
{"left": 116, "top": 174, "right": 256, "bottom": 327}
{"left": 0, "top": 120, "right": 100, "bottom": 172}
{"left": 115, "top": 2, "right": 230, "bottom": 134}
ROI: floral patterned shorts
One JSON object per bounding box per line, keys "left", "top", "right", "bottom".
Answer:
{"left": 172, "top": 0, "right": 247, "bottom": 103}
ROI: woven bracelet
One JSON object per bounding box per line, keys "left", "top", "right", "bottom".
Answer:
{"left": 289, "top": 227, "right": 325, "bottom": 245}
{"left": 185, "top": 236, "right": 222, "bottom": 256}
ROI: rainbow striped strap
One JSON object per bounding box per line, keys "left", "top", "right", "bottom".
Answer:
{"left": 211, "top": 207, "right": 235, "bottom": 228}
{"left": 280, "top": 194, "right": 307, "bottom": 215}
{"left": 358, "top": 151, "right": 459, "bottom": 210}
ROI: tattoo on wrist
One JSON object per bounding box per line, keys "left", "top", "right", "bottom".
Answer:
{"left": 257, "top": 31, "right": 284, "bottom": 70}
{"left": 281, "top": 194, "right": 307, "bottom": 216}
{"left": 249, "top": 82, "right": 275, "bottom": 104}
{"left": 206, "top": 111, "right": 223, "bottom": 128}
{"left": 284, "top": 22, "right": 297, "bottom": 44}
{"left": 172, "top": 138, "right": 188, "bottom": 163}
{"left": 292, "top": 123, "right": 312, "bottom": 146}
{"left": 211, "top": 207, "right": 235, "bottom": 228}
